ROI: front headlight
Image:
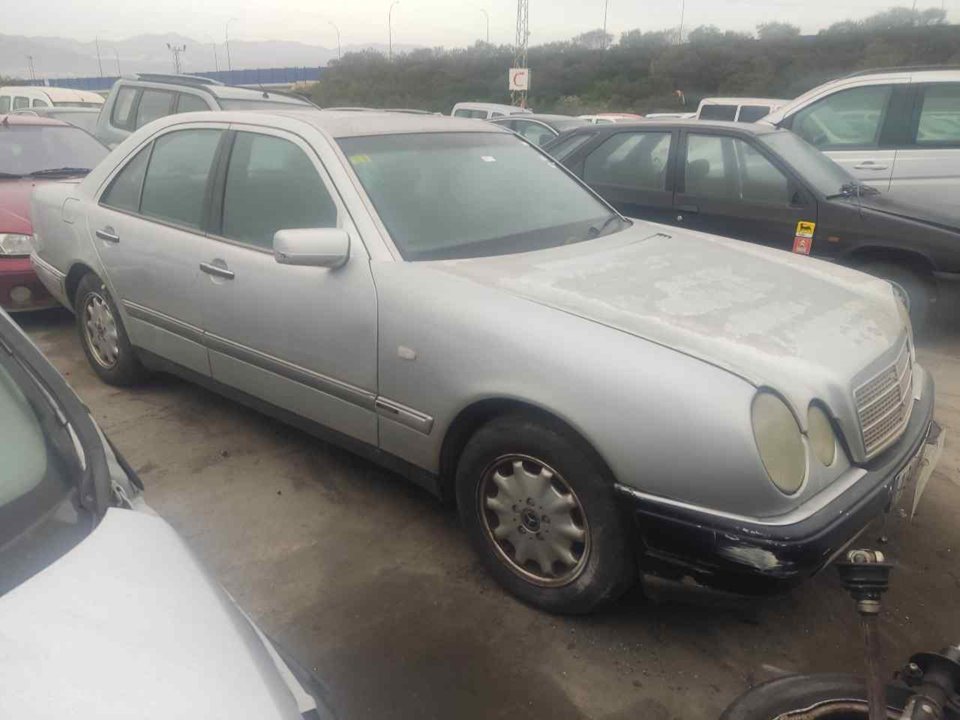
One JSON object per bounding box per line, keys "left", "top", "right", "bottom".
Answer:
{"left": 752, "top": 392, "right": 806, "bottom": 494}
{"left": 807, "top": 405, "right": 837, "bottom": 467}
{"left": 0, "top": 233, "right": 34, "bottom": 257}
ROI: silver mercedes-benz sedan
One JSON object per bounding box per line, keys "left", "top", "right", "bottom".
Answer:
{"left": 30, "top": 110, "right": 941, "bottom": 613}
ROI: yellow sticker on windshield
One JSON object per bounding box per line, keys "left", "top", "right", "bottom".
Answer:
{"left": 795, "top": 221, "right": 816, "bottom": 238}
{"left": 349, "top": 154, "right": 371, "bottom": 165}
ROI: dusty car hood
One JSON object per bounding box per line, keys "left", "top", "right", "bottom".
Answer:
{"left": 435, "top": 222, "right": 906, "bottom": 416}
{"left": 0, "top": 508, "right": 303, "bottom": 720}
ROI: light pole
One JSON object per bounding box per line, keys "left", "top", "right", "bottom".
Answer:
{"left": 95, "top": 37, "right": 104, "bottom": 77}
{"left": 329, "top": 21, "right": 342, "bottom": 60}
{"left": 678, "top": 0, "right": 685, "bottom": 45}
{"left": 388, "top": 1, "right": 400, "bottom": 61}
{"left": 166, "top": 43, "right": 186, "bottom": 74}
{"left": 602, "top": 0, "right": 609, "bottom": 49}
{"left": 225, "top": 17, "right": 238, "bottom": 71}
{"left": 480, "top": 8, "right": 490, "bottom": 43}
{"left": 113, "top": 48, "right": 121, "bottom": 75}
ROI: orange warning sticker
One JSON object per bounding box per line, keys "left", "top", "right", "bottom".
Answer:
{"left": 793, "top": 235, "right": 812, "bottom": 255}
{"left": 795, "top": 220, "right": 816, "bottom": 238}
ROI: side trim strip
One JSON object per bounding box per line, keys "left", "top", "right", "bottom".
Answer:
{"left": 123, "top": 300, "right": 205, "bottom": 345}
{"left": 375, "top": 397, "right": 434, "bottom": 435}
{"left": 205, "top": 332, "right": 376, "bottom": 411}
{"left": 30, "top": 253, "right": 66, "bottom": 281}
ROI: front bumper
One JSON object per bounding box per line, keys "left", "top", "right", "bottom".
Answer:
{"left": 616, "top": 371, "right": 938, "bottom": 595}
{"left": 0, "top": 256, "right": 56, "bottom": 312}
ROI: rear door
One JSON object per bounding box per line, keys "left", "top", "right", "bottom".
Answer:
{"left": 510, "top": 119, "right": 557, "bottom": 147}
{"left": 785, "top": 84, "right": 899, "bottom": 189}
{"left": 577, "top": 129, "right": 677, "bottom": 223}
{"left": 673, "top": 130, "right": 816, "bottom": 251}
{"left": 887, "top": 82, "right": 960, "bottom": 207}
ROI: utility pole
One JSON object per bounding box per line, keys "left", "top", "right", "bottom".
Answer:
{"left": 602, "top": 0, "right": 609, "bottom": 49}
{"left": 512, "top": 0, "right": 529, "bottom": 107}
{"left": 211, "top": 42, "right": 219, "bottom": 72}
{"left": 166, "top": 43, "right": 186, "bottom": 74}
{"left": 678, "top": 0, "right": 685, "bottom": 45}
{"left": 113, "top": 48, "right": 121, "bottom": 75}
{"left": 226, "top": 18, "right": 237, "bottom": 71}
{"left": 26, "top": 55, "right": 36, "bottom": 81}
{"left": 388, "top": 1, "right": 400, "bottom": 60}
{"left": 329, "top": 21, "right": 342, "bottom": 60}
{"left": 95, "top": 37, "right": 104, "bottom": 77}
{"left": 480, "top": 8, "right": 490, "bottom": 43}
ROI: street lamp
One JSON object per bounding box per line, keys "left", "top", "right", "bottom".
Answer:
{"left": 480, "top": 8, "right": 490, "bottom": 44}
{"left": 388, "top": 1, "right": 400, "bottom": 61}
{"left": 225, "top": 17, "right": 238, "bottom": 71}
{"left": 602, "top": 0, "right": 610, "bottom": 50}
{"left": 329, "top": 21, "right": 342, "bottom": 61}
{"left": 113, "top": 48, "right": 121, "bottom": 75}
{"left": 678, "top": 0, "right": 685, "bottom": 45}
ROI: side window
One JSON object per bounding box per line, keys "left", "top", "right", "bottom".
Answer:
{"left": 737, "top": 105, "right": 772, "bottom": 123}
{"left": 685, "top": 134, "right": 790, "bottom": 204}
{"left": 583, "top": 132, "right": 672, "bottom": 191}
{"left": 220, "top": 132, "right": 337, "bottom": 248}
{"left": 12, "top": 97, "right": 29, "bottom": 111}
{"left": 546, "top": 133, "right": 592, "bottom": 163}
{"left": 791, "top": 85, "right": 892, "bottom": 149}
{"left": 453, "top": 109, "right": 472, "bottom": 118}
{"left": 699, "top": 105, "right": 737, "bottom": 121}
{"left": 31, "top": 98, "right": 50, "bottom": 108}
{"left": 100, "top": 144, "right": 152, "bottom": 212}
{"left": 915, "top": 85, "right": 960, "bottom": 146}
{"left": 515, "top": 121, "right": 556, "bottom": 147}
{"left": 0, "top": 97, "right": 9, "bottom": 113}
{"left": 111, "top": 87, "right": 139, "bottom": 129}
{"left": 176, "top": 93, "right": 209, "bottom": 114}
{"left": 135, "top": 90, "right": 174, "bottom": 129}
{"left": 140, "top": 129, "right": 222, "bottom": 229}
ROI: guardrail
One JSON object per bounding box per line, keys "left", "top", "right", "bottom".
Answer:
{"left": 43, "top": 66, "right": 325, "bottom": 92}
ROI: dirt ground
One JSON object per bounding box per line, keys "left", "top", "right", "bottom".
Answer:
{"left": 19, "top": 306, "right": 960, "bottom": 720}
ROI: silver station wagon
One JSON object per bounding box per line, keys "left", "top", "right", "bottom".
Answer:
{"left": 30, "top": 110, "right": 941, "bottom": 613}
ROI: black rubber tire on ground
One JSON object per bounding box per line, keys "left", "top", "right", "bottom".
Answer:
{"left": 720, "top": 673, "right": 908, "bottom": 720}
{"left": 860, "top": 261, "right": 932, "bottom": 333}
{"left": 74, "top": 272, "right": 148, "bottom": 386}
{"left": 455, "top": 412, "right": 635, "bottom": 614}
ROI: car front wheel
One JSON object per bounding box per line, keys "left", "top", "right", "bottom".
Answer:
{"left": 456, "top": 413, "right": 634, "bottom": 614}
{"left": 75, "top": 273, "right": 147, "bottom": 386}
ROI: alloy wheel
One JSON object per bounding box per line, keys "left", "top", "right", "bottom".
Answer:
{"left": 83, "top": 292, "right": 120, "bottom": 369}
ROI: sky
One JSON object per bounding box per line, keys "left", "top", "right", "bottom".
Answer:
{"left": 4, "top": 0, "right": 955, "bottom": 48}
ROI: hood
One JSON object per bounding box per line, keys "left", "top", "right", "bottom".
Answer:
{"left": 434, "top": 222, "right": 906, "bottom": 417}
{"left": 0, "top": 509, "right": 304, "bottom": 720}
{"left": 852, "top": 191, "right": 960, "bottom": 233}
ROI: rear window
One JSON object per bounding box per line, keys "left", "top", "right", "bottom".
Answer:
{"left": 699, "top": 104, "right": 737, "bottom": 121}
{"left": 737, "top": 105, "right": 772, "bottom": 123}
{"left": 546, "top": 133, "right": 593, "bottom": 162}
{"left": 0, "top": 97, "right": 9, "bottom": 113}
{"left": 135, "top": 90, "right": 174, "bottom": 129}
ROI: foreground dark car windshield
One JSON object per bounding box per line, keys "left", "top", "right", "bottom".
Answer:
{"left": 0, "top": 124, "right": 107, "bottom": 176}
{"left": 758, "top": 131, "right": 854, "bottom": 197}
{"left": 339, "top": 132, "right": 616, "bottom": 260}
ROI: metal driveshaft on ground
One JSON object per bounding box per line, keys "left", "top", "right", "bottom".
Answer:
{"left": 836, "top": 549, "right": 893, "bottom": 720}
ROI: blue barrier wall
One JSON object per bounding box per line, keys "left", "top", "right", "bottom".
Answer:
{"left": 45, "top": 66, "right": 324, "bottom": 92}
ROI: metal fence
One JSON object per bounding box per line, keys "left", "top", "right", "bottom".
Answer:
{"left": 43, "top": 66, "right": 324, "bottom": 92}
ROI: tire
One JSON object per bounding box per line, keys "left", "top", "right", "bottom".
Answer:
{"left": 455, "top": 413, "right": 635, "bottom": 614}
{"left": 75, "top": 273, "right": 147, "bottom": 386}
{"left": 720, "top": 673, "right": 909, "bottom": 720}
{"left": 860, "top": 261, "right": 931, "bottom": 333}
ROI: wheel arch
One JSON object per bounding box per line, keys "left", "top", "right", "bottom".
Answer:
{"left": 845, "top": 244, "right": 936, "bottom": 278}
{"left": 64, "top": 262, "right": 99, "bottom": 310}
{"left": 437, "top": 397, "right": 617, "bottom": 506}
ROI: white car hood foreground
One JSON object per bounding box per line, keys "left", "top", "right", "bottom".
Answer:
{"left": 0, "top": 509, "right": 307, "bottom": 719}
{"left": 438, "top": 223, "right": 906, "bottom": 421}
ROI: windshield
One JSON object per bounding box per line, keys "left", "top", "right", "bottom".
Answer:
{"left": 0, "top": 342, "right": 89, "bottom": 595}
{"left": 759, "top": 130, "right": 855, "bottom": 196}
{"left": 339, "top": 132, "right": 619, "bottom": 260}
{"left": 0, "top": 125, "right": 107, "bottom": 177}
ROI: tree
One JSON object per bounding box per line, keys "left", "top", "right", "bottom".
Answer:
{"left": 572, "top": 29, "right": 613, "bottom": 50}
{"left": 619, "top": 29, "right": 675, "bottom": 48}
{"left": 757, "top": 22, "right": 800, "bottom": 41}
{"left": 687, "top": 25, "right": 724, "bottom": 44}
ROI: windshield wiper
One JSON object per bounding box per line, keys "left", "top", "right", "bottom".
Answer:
{"left": 27, "top": 167, "right": 92, "bottom": 178}
{"left": 827, "top": 181, "right": 881, "bottom": 200}
{"left": 586, "top": 213, "right": 624, "bottom": 239}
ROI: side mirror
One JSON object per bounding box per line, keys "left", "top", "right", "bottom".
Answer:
{"left": 273, "top": 228, "right": 350, "bottom": 269}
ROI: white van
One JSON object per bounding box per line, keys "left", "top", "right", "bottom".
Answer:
{"left": 0, "top": 86, "right": 104, "bottom": 113}
{"left": 451, "top": 102, "right": 531, "bottom": 119}
{"left": 695, "top": 97, "right": 788, "bottom": 122}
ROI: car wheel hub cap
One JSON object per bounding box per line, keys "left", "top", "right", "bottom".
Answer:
{"left": 84, "top": 293, "right": 120, "bottom": 370}
{"left": 479, "top": 455, "right": 590, "bottom": 587}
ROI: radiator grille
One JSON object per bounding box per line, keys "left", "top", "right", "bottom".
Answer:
{"left": 855, "top": 340, "right": 914, "bottom": 458}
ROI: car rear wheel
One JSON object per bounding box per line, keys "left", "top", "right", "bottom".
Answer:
{"left": 859, "top": 261, "right": 931, "bottom": 332}
{"left": 75, "top": 273, "right": 147, "bottom": 386}
{"left": 455, "top": 413, "right": 634, "bottom": 614}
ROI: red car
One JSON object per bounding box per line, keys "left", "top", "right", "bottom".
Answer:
{"left": 0, "top": 114, "right": 107, "bottom": 311}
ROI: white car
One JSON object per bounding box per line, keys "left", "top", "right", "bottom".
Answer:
{"left": 695, "top": 97, "right": 789, "bottom": 123}
{"left": 0, "top": 86, "right": 104, "bottom": 113}
{"left": 0, "top": 308, "right": 333, "bottom": 719}
{"left": 762, "top": 67, "right": 960, "bottom": 211}
{"left": 451, "top": 101, "right": 531, "bottom": 119}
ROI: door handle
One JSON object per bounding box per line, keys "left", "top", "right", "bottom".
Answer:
{"left": 95, "top": 227, "right": 120, "bottom": 243}
{"left": 676, "top": 204, "right": 699, "bottom": 213}
{"left": 199, "top": 261, "right": 235, "bottom": 280}
{"left": 854, "top": 161, "right": 888, "bottom": 171}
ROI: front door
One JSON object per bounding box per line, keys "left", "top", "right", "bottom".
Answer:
{"left": 578, "top": 129, "right": 677, "bottom": 224}
{"left": 673, "top": 131, "right": 816, "bottom": 252}
{"left": 198, "top": 127, "right": 379, "bottom": 445}
{"left": 90, "top": 125, "right": 225, "bottom": 375}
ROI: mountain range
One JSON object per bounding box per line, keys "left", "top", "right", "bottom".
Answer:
{"left": 1, "top": 33, "right": 420, "bottom": 80}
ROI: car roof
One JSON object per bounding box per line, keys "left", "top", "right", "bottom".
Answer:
{"left": 562, "top": 119, "right": 780, "bottom": 135}
{"left": 698, "top": 97, "right": 788, "bottom": 105}
{"left": 493, "top": 113, "right": 579, "bottom": 123}
{"left": 0, "top": 86, "right": 104, "bottom": 103}
{"left": 0, "top": 113, "right": 72, "bottom": 127}
{"left": 118, "top": 75, "right": 311, "bottom": 105}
